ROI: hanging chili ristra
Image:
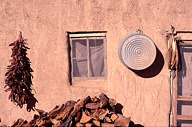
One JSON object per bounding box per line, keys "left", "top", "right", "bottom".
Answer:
{"left": 4, "top": 32, "right": 34, "bottom": 108}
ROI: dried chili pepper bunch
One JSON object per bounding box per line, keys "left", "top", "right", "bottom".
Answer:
{"left": 4, "top": 32, "right": 33, "bottom": 108}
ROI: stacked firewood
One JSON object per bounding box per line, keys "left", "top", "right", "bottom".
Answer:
{"left": 11, "top": 93, "right": 135, "bottom": 127}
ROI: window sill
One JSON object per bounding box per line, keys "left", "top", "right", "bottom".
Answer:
{"left": 71, "top": 79, "right": 107, "bottom": 88}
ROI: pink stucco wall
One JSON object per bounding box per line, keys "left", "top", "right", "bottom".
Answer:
{"left": 0, "top": 0, "right": 192, "bottom": 126}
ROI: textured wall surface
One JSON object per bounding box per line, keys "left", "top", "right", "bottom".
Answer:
{"left": 0, "top": 0, "right": 192, "bottom": 126}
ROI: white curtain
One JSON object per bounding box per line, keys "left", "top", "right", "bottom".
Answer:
{"left": 72, "top": 39, "right": 104, "bottom": 77}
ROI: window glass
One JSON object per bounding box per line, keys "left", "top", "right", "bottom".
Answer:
{"left": 72, "top": 40, "right": 87, "bottom": 59}
{"left": 89, "top": 39, "right": 104, "bottom": 77}
{"left": 72, "top": 39, "right": 88, "bottom": 77}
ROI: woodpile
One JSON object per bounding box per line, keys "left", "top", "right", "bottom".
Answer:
{"left": 11, "top": 93, "right": 138, "bottom": 127}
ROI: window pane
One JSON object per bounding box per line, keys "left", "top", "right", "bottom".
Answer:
{"left": 89, "top": 39, "right": 104, "bottom": 77}
{"left": 72, "top": 39, "right": 88, "bottom": 77}
{"left": 177, "top": 101, "right": 192, "bottom": 116}
{"left": 177, "top": 120, "right": 192, "bottom": 127}
{"left": 73, "top": 59, "right": 80, "bottom": 77}
{"left": 72, "top": 39, "right": 87, "bottom": 59}
{"left": 96, "top": 39, "right": 104, "bottom": 46}
{"left": 73, "top": 59, "right": 88, "bottom": 77}
{"left": 178, "top": 46, "right": 192, "bottom": 96}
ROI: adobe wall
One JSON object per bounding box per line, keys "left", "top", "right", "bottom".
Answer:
{"left": 0, "top": 0, "right": 192, "bottom": 126}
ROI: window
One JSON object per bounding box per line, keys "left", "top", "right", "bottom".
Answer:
{"left": 176, "top": 45, "right": 192, "bottom": 126}
{"left": 68, "top": 32, "right": 107, "bottom": 81}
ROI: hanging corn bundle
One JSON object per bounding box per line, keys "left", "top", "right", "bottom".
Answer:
{"left": 167, "top": 34, "right": 179, "bottom": 70}
{"left": 4, "top": 32, "right": 34, "bottom": 108}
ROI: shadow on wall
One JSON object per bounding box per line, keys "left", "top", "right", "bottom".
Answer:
{"left": 115, "top": 103, "right": 123, "bottom": 114}
{"left": 114, "top": 103, "right": 144, "bottom": 127}
{"left": 132, "top": 47, "right": 164, "bottom": 78}
{"left": 67, "top": 34, "right": 72, "bottom": 85}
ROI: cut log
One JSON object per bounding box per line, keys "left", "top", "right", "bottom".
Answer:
{"left": 84, "top": 109, "right": 91, "bottom": 116}
{"left": 49, "top": 104, "right": 64, "bottom": 117}
{"left": 109, "top": 98, "right": 116, "bottom": 107}
{"left": 85, "top": 102, "right": 100, "bottom": 109}
{"left": 56, "top": 104, "right": 74, "bottom": 120}
{"left": 99, "top": 93, "right": 109, "bottom": 108}
{"left": 101, "top": 123, "right": 115, "bottom": 127}
{"left": 35, "top": 119, "right": 51, "bottom": 126}
{"left": 65, "top": 100, "right": 76, "bottom": 106}
{"left": 98, "top": 109, "right": 109, "bottom": 120}
{"left": 72, "top": 96, "right": 91, "bottom": 116}
{"left": 12, "top": 118, "right": 26, "bottom": 126}
{"left": 52, "top": 120, "right": 63, "bottom": 127}
{"left": 35, "top": 108, "right": 46, "bottom": 116}
{"left": 90, "top": 109, "right": 99, "bottom": 120}
{"left": 92, "top": 120, "right": 100, "bottom": 126}
{"left": 61, "top": 96, "right": 91, "bottom": 127}
{"left": 50, "top": 118, "right": 60, "bottom": 125}
{"left": 91, "top": 96, "right": 100, "bottom": 103}
{"left": 56, "top": 100, "right": 76, "bottom": 121}
{"left": 90, "top": 109, "right": 108, "bottom": 121}
{"left": 80, "top": 111, "right": 92, "bottom": 124}
{"left": 114, "top": 114, "right": 131, "bottom": 126}
{"left": 110, "top": 113, "right": 118, "bottom": 122}
{"left": 41, "top": 114, "right": 49, "bottom": 120}
{"left": 104, "top": 116, "right": 112, "bottom": 123}
{"left": 76, "top": 122, "right": 84, "bottom": 127}
{"left": 75, "top": 111, "right": 82, "bottom": 123}
{"left": 85, "top": 123, "right": 92, "bottom": 127}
